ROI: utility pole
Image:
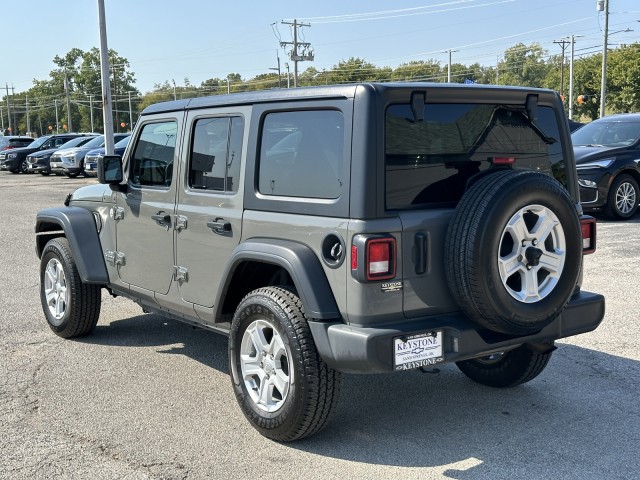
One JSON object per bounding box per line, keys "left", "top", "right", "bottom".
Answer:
{"left": 280, "top": 19, "right": 314, "bottom": 87}
{"left": 89, "top": 94, "right": 95, "bottom": 132}
{"left": 444, "top": 49, "right": 458, "bottom": 82}
{"left": 285, "top": 63, "right": 291, "bottom": 88}
{"left": 128, "top": 91, "right": 132, "bottom": 131}
{"left": 598, "top": 0, "right": 609, "bottom": 118}
{"left": 25, "top": 96, "right": 30, "bottom": 133}
{"left": 4, "top": 84, "right": 11, "bottom": 134}
{"left": 11, "top": 85, "right": 17, "bottom": 134}
{"left": 553, "top": 39, "right": 570, "bottom": 101}
{"left": 54, "top": 99, "right": 59, "bottom": 133}
{"left": 0, "top": 105, "right": 4, "bottom": 131}
{"left": 569, "top": 35, "right": 578, "bottom": 120}
{"left": 172, "top": 79, "right": 177, "bottom": 101}
{"left": 268, "top": 50, "right": 282, "bottom": 88}
{"left": 64, "top": 72, "right": 72, "bottom": 132}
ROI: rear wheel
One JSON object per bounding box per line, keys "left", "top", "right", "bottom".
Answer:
{"left": 229, "top": 286, "right": 341, "bottom": 441}
{"left": 39, "top": 238, "right": 101, "bottom": 338}
{"left": 64, "top": 171, "right": 79, "bottom": 178}
{"left": 606, "top": 173, "right": 638, "bottom": 220}
{"left": 456, "top": 344, "right": 553, "bottom": 388}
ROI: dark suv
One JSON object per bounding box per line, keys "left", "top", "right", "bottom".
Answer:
{"left": 35, "top": 83, "right": 604, "bottom": 441}
{"left": 0, "top": 134, "right": 91, "bottom": 173}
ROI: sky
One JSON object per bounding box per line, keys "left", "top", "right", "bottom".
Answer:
{"left": 2, "top": 0, "right": 639, "bottom": 94}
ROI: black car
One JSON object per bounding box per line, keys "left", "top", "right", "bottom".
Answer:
{"left": 574, "top": 113, "right": 640, "bottom": 219}
{"left": 0, "top": 134, "right": 91, "bottom": 174}
{"left": 27, "top": 135, "right": 98, "bottom": 175}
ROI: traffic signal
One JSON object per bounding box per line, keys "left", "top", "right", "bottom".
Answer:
{"left": 577, "top": 95, "right": 590, "bottom": 104}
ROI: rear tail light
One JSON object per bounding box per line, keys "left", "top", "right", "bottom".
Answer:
{"left": 489, "top": 156, "right": 516, "bottom": 165}
{"left": 580, "top": 216, "right": 596, "bottom": 254}
{"left": 351, "top": 235, "right": 397, "bottom": 282}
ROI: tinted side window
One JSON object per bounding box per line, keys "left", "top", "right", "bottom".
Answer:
{"left": 258, "top": 110, "right": 344, "bottom": 199}
{"left": 189, "top": 116, "right": 244, "bottom": 192}
{"left": 385, "top": 104, "right": 564, "bottom": 209}
{"left": 129, "top": 121, "right": 177, "bottom": 187}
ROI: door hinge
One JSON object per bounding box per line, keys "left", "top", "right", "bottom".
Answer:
{"left": 105, "top": 250, "right": 126, "bottom": 267}
{"left": 110, "top": 206, "right": 125, "bottom": 221}
{"left": 174, "top": 266, "right": 188, "bottom": 282}
{"left": 174, "top": 215, "right": 188, "bottom": 231}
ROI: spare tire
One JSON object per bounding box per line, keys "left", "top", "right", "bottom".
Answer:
{"left": 445, "top": 170, "right": 582, "bottom": 335}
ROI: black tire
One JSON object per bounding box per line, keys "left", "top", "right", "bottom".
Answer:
{"left": 40, "top": 172, "right": 51, "bottom": 176}
{"left": 456, "top": 344, "right": 553, "bottom": 388}
{"left": 445, "top": 170, "right": 582, "bottom": 335}
{"left": 10, "top": 169, "right": 19, "bottom": 174}
{"left": 65, "top": 171, "right": 80, "bottom": 178}
{"left": 605, "top": 173, "right": 639, "bottom": 220}
{"left": 229, "top": 286, "right": 341, "bottom": 441}
{"left": 20, "top": 158, "right": 29, "bottom": 174}
{"left": 39, "top": 238, "right": 101, "bottom": 338}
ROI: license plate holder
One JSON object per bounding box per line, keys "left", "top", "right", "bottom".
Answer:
{"left": 394, "top": 331, "right": 443, "bottom": 370}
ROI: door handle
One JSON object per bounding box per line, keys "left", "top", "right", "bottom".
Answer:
{"left": 207, "top": 218, "right": 231, "bottom": 234}
{"left": 151, "top": 212, "right": 171, "bottom": 227}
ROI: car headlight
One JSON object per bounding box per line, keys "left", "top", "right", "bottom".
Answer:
{"left": 576, "top": 158, "right": 615, "bottom": 169}
{"left": 578, "top": 178, "right": 598, "bottom": 188}
{"left": 8, "top": 152, "right": 17, "bottom": 158}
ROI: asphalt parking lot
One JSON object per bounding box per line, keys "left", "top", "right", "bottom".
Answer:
{"left": 1, "top": 172, "right": 639, "bottom": 480}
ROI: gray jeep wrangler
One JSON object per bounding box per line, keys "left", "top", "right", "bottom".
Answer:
{"left": 36, "top": 83, "right": 605, "bottom": 441}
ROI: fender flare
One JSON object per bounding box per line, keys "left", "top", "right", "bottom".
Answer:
{"left": 35, "top": 207, "right": 109, "bottom": 284}
{"left": 215, "top": 238, "right": 340, "bottom": 320}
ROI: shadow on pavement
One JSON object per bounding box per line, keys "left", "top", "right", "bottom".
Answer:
{"left": 80, "top": 314, "right": 639, "bottom": 478}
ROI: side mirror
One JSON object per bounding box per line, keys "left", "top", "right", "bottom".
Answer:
{"left": 98, "top": 155, "right": 124, "bottom": 185}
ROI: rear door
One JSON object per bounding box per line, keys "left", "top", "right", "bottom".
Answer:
{"left": 173, "top": 107, "right": 249, "bottom": 307}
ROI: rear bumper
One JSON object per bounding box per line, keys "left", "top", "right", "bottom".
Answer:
{"left": 309, "top": 290, "right": 605, "bottom": 373}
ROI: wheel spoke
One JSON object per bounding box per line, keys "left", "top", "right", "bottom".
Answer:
{"left": 532, "top": 213, "right": 557, "bottom": 245}
{"left": 240, "top": 354, "right": 263, "bottom": 378}
{"left": 258, "top": 376, "right": 274, "bottom": 407}
{"left": 538, "top": 250, "right": 563, "bottom": 274}
{"left": 498, "top": 252, "right": 524, "bottom": 279}
{"left": 272, "top": 370, "right": 289, "bottom": 398}
{"left": 55, "top": 294, "right": 65, "bottom": 318}
{"left": 247, "top": 323, "right": 270, "bottom": 354}
{"left": 504, "top": 211, "right": 530, "bottom": 242}
{"left": 523, "top": 268, "right": 541, "bottom": 301}
{"left": 45, "top": 263, "right": 57, "bottom": 286}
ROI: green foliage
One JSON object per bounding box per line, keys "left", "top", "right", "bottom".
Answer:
{"left": 4, "top": 42, "right": 640, "bottom": 135}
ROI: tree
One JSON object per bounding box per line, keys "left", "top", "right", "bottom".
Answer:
{"left": 325, "top": 57, "right": 382, "bottom": 84}
{"left": 392, "top": 60, "right": 442, "bottom": 82}
{"left": 607, "top": 43, "right": 640, "bottom": 114}
{"left": 498, "top": 43, "right": 550, "bottom": 87}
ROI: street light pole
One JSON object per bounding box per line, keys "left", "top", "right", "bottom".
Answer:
{"left": 599, "top": 0, "right": 609, "bottom": 118}
{"left": 568, "top": 35, "right": 580, "bottom": 120}
{"left": 97, "top": 0, "right": 115, "bottom": 155}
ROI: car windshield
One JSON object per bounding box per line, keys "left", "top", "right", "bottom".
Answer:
{"left": 58, "top": 136, "right": 96, "bottom": 149}
{"left": 115, "top": 136, "right": 131, "bottom": 148}
{"left": 29, "top": 136, "right": 52, "bottom": 149}
{"left": 572, "top": 120, "right": 640, "bottom": 147}
{"left": 83, "top": 135, "right": 106, "bottom": 149}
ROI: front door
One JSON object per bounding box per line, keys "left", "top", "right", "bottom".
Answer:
{"left": 174, "top": 108, "right": 249, "bottom": 307}
{"left": 115, "top": 117, "right": 183, "bottom": 294}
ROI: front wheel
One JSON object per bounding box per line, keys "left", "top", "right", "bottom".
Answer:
{"left": 64, "top": 171, "right": 80, "bottom": 178}
{"left": 456, "top": 344, "right": 553, "bottom": 388}
{"left": 606, "top": 173, "right": 639, "bottom": 220}
{"left": 229, "top": 286, "right": 341, "bottom": 441}
{"left": 20, "top": 159, "right": 30, "bottom": 173}
{"left": 40, "top": 238, "right": 101, "bottom": 338}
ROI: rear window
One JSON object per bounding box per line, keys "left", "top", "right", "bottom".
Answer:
{"left": 385, "top": 103, "right": 565, "bottom": 209}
